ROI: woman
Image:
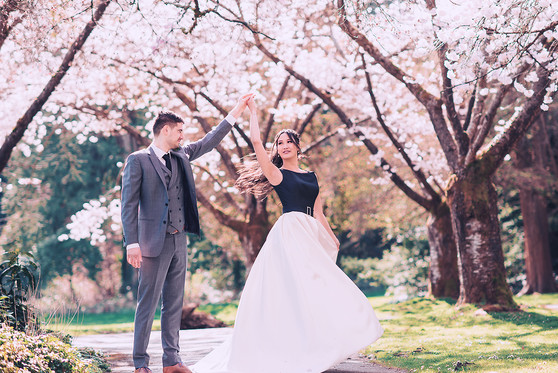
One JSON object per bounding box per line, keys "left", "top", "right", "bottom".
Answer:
{"left": 191, "top": 97, "right": 383, "bottom": 373}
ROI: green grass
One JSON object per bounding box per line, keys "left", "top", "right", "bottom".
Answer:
{"left": 45, "top": 308, "right": 159, "bottom": 335}
{"left": 45, "top": 294, "right": 558, "bottom": 372}
{"left": 198, "top": 301, "right": 239, "bottom": 325}
{"left": 365, "top": 294, "right": 558, "bottom": 372}
{"left": 44, "top": 303, "right": 241, "bottom": 336}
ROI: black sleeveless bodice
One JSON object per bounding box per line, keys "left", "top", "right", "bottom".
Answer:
{"left": 273, "top": 169, "right": 319, "bottom": 216}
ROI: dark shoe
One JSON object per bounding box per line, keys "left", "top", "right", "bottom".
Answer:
{"left": 163, "top": 362, "right": 192, "bottom": 373}
{"left": 134, "top": 368, "right": 153, "bottom": 373}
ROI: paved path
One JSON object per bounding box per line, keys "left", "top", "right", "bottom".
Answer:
{"left": 74, "top": 328, "right": 406, "bottom": 373}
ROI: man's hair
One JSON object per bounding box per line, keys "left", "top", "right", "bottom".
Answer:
{"left": 153, "top": 111, "right": 184, "bottom": 136}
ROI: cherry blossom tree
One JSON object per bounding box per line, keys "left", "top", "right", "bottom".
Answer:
{"left": 6, "top": 0, "right": 556, "bottom": 309}
{"left": 0, "top": 0, "right": 112, "bottom": 173}
{"left": 194, "top": 0, "right": 557, "bottom": 306}
{"left": 47, "top": 0, "right": 333, "bottom": 268}
{"left": 198, "top": 0, "right": 460, "bottom": 298}
{"left": 336, "top": 0, "right": 557, "bottom": 307}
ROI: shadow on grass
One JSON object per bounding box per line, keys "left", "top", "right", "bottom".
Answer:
{"left": 375, "top": 344, "right": 557, "bottom": 372}
{"left": 488, "top": 310, "right": 558, "bottom": 328}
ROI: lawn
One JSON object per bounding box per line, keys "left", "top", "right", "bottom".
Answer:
{"left": 46, "top": 294, "right": 557, "bottom": 372}
{"left": 366, "top": 294, "right": 558, "bottom": 372}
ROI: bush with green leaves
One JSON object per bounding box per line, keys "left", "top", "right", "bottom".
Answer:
{"left": 0, "top": 325, "right": 108, "bottom": 373}
{"left": 338, "top": 226, "right": 429, "bottom": 300}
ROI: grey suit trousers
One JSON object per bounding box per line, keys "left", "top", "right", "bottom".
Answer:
{"left": 133, "top": 232, "right": 188, "bottom": 368}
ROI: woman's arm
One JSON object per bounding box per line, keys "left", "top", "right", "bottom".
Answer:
{"left": 248, "top": 98, "right": 282, "bottom": 185}
{"left": 314, "top": 192, "right": 340, "bottom": 249}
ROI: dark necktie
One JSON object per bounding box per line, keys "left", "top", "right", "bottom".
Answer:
{"left": 163, "top": 153, "right": 172, "bottom": 172}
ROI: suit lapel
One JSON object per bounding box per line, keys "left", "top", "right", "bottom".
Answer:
{"left": 172, "top": 150, "right": 197, "bottom": 203}
{"left": 171, "top": 150, "right": 194, "bottom": 187}
{"left": 148, "top": 147, "right": 168, "bottom": 188}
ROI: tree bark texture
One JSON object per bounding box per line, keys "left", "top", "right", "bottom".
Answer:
{"left": 427, "top": 205, "right": 460, "bottom": 299}
{"left": 447, "top": 173, "right": 517, "bottom": 308}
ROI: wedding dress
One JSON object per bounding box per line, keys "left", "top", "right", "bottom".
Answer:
{"left": 191, "top": 169, "right": 383, "bottom": 373}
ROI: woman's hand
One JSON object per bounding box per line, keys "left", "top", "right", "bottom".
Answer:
{"left": 230, "top": 93, "right": 254, "bottom": 118}
{"left": 247, "top": 96, "right": 257, "bottom": 113}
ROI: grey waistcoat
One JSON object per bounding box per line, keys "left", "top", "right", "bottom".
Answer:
{"left": 164, "top": 155, "right": 187, "bottom": 234}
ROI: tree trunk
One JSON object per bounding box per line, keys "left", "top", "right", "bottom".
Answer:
{"left": 518, "top": 187, "right": 557, "bottom": 294}
{"left": 514, "top": 118, "right": 557, "bottom": 295}
{"left": 427, "top": 203, "right": 459, "bottom": 299}
{"left": 240, "top": 218, "right": 271, "bottom": 268}
{"left": 0, "top": 178, "right": 6, "bottom": 236}
{"left": 237, "top": 196, "right": 272, "bottom": 268}
{"left": 447, "top": 173, "right": 517, "bottom": 309}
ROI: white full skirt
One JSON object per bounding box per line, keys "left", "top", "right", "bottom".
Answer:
{"left": 191, "top": 212, "right": 383, "bottom": 373}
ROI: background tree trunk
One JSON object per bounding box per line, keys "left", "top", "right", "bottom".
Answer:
{"left": 514, "top": 117, "right": 557, "bottom": 295}
{"left": 447, "top": 173, "right": 517, "bottom": 309}
{"left": 518, "top": 188, "right": 557, "bottom": 294}
{"left": 239, "top": 200, "right": 272, "bottom": 267}
{"left": 427, "top": 204, "right": 459, "bottom": 299}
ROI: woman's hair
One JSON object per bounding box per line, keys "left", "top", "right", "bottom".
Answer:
{"left": 235, "top": 129, "right": 301, "bottom": 198}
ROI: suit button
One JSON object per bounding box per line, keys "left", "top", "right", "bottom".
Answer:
{"left": 169, "top": 210, "right": 172, "bottom": 213}
{"left": 165, "top": 203, "right": 168, "bottom": 206}
{"left": 163, "top": 220, "right": 167, "bottom": 224}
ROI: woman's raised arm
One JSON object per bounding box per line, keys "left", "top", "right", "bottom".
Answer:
{"left": 247, "top": 97, "right": 282, "bottom": 185}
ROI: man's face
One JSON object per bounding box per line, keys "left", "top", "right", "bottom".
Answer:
{"left": 164, "top": 122, "right": 184, "bottom": 149}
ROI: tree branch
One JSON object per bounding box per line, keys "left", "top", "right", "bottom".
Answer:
{"left": 246, "top": 26, "right": 435, "bottom": 211}
{"left": 301, "top": 126, "right": 342, "bottom": 154}
{"left": 354, "top": 127, "right": 435, "bottom": 211}
{"left": 466, "top": 81, "right": 513, "bottom": 165}
{"left": 193, "top": 164, "right": 243, "bottom": 212}
{"left": 362, "top": 53, "right": 441, "bottom": 203}
{"left": 466, "top": 74, "right": 488, "bottom": 142}
{"left": 337, "top": 0, "right": 459, "bottom": 171}
{"left": 173, "top": 87, "right": 238, "bottom": 180}
{"left": 119, "top": 122, "right": 150, "bottom": 148}
{"left": 0, "top": 0, "right": 112, "bottom": 174}
{"left": 296, "top": 103, "right": 322, "bottom": 135}
{"left": 462, "top": 85, "right": 477, "bottom": 132}
{"left": 263, "top": 75, "right": 290, "bottom": 143}
{"left": 481, "top": 65, "right": 551, "bottom": 176}
{"left": 0, "top": 0, "right": 23, "bottom": 50}
{"left": 196, "top": 189, "right": 246, "bottom": 232}
{"left": 425, "top": 0, "right": 468, "bottom": 159}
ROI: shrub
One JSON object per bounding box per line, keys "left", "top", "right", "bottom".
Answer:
{"left": 0, "top": 325, "right": 108, "bottom": 373}
{"left": 0, "top": 249, "right": 38, "bottom": 331}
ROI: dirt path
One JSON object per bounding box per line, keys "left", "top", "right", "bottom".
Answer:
{"left": 73, "top": 328, "right": 406, "bottom": 373}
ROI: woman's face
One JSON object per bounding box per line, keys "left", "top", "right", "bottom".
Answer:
{"left": 276, "top": 132, "right": 298, "bottom": 161}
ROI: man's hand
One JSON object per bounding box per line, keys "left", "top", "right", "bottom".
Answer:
{"left": 229, "top": 93, "right": 255, "bottom": 118}
{"left": 127, "top": 246, "right": 143, "bottom": 268}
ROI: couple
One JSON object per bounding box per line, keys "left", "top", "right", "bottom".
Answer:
{"left": 121, "top": 93, "right": 383, "bottom": 373}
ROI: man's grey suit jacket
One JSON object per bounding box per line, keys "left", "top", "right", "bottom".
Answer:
{"left": 121, "top": 118, "right": 232, "bottom": 257}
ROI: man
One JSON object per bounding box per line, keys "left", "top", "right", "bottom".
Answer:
{"left": 121, "top": 93, "right": 252, "bottom": 373}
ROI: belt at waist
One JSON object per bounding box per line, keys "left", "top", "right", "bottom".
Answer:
{"left": 282, "top": 206, "right": 314, "bottom": 217}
